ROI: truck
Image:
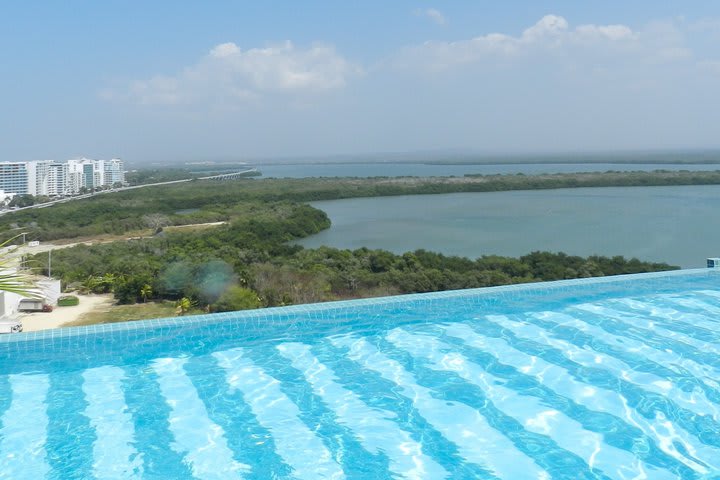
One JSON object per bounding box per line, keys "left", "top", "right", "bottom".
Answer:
{"left": 18, "top": 298, "right": 45, "bottom": 312}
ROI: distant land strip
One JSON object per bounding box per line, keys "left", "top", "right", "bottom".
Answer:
{"left": 4, "top": 170, "right": 720, "bottom": 242}
{"left": 231, "top": 169, "right": 720, "bottom": 202}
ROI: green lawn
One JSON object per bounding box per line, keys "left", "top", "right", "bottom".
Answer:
{"left": 66, "top": 301, "right": 204, "bottom": 327}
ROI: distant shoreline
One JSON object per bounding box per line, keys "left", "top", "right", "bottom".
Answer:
{"left": 418, "top": 159, "right": 720, "bottom": 166}
{"left": 250, "top": 160, "right": 720, "bottom": 166}
{"left": 7, "top": 169, "right": 720, "bottom": 243}
{"left": 130, "top": 150, "right": 720, "bottom": 169}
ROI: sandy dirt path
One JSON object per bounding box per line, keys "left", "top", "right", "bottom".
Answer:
{"left": 20, "top": 294, "right": 114, "bottom": 332}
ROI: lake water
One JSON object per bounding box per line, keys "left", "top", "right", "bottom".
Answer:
{"left": 256, "top": 162, "right": 720, "bottom": 178}
{"left": 297, "top": 185, "right": 720, "bottom": 268}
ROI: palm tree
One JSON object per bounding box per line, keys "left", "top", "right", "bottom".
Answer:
{"left": 0, "top": 235, "right": 39, "bottom": 298}
{"left": 100, "top": 273, "right": 116, "bottom": 293}
{"left": 81, "top": 275, "right": 101, "bottom": 294}
{"left": 175, "top": 297, "right": 193, "bottom": 316}
{"left": 140, "top": 284, "right": 152, "bottom": 303}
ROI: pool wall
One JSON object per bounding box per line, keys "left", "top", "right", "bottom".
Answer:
{"left": 1, "top": 268, "right": 717, "bottom": 374}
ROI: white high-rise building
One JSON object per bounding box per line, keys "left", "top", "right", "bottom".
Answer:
{"left": 27, "top": 160, "right": 70, "bottom": 196}
{"left": 66, "top": 160, "right": 85, "bottom": 193}
{"left": 25, "top": 161, "right": 42, "bottom": 196}
{"left": 47, "top": 163, "right": 70, "bottom": 196}
{"left": 0, "top": 158, "right": 125, "bottom": 196}
{"left": 67, "top": 158, "right": 97, "bottom": 191}
{"left": 67, "top": 157, "right": 125, "bottom": 192}
{"left": 102, "top": 158, "right": 124, "bottom": 187}
{"left": 0, "top": 162, "right": 30, "bottom": 195}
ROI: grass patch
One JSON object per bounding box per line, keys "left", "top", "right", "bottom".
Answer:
{"left": 52, "top": 229, "right": 151, "bottom": 245}
{"left": 66, "top": 301, "right": 204, "bottom": 327}
{"left": 163, "top": 221, "right": 226, "bottom": 233}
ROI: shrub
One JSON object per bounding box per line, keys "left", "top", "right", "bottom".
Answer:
{"left": 57, "top": 295, "right": 79, "bottom": 307}
{"left": 213, "top": 285, "right": 261, "bottom": 312}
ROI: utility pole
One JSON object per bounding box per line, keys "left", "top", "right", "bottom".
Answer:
{"left": 48, "top": 249, "right": 51, "bottom": 278}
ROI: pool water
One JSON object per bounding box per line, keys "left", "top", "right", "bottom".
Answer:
{"left": 1, "top": 270, "right": 720, "bottom": 479}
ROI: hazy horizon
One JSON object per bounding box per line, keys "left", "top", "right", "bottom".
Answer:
{"left": 125, "top": 148, "right": 720, "bottom": 169}
{"left": 3, "top": 1, "right": 720, "bottom": 164}
{"left": 8, "top": 147, "right": 720, "bottom": 168}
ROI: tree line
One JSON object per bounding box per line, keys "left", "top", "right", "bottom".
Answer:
{"left": 25, "top": 197, "right": 676, "bottom": 313}
{"left": 4, "top": 169, "right": 720, "bottom": 241}
{"left": 0, "top": 170, "right": 685, "bottom": 315}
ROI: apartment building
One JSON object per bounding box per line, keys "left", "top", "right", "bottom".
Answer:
{"left": 0, "top": 158, "right": 125, "bottom": 196}
{"left": 26, "top": 160, "right": 71, "bottom": 196}
{"left": 47, "top": 163, "right": 71, "bottom": 196}
{"left": 0, "top": 162, "right": 30, "bottom": 195}
{"left": 101, "top": 158, "right": 125, "bottom": 186}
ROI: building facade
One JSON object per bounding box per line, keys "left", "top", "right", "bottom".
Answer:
{"left": 102, "top": 159, "right": 125, "bottom": 186}
{"left": 0, "top": 158, "right": 125, "bottom": 196}
{"left": 0, "top": 163, "right": 30, "bottom": 195}
{"left": 47, "top": 163, "right": 70, "bottom": 196}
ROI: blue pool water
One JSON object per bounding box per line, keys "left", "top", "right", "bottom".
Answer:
{"left": 1, "top": 269, "right": 720, "bottom": 479}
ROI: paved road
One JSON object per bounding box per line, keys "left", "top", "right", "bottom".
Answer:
{"left": 0, "top": 168, "right": 258, "bottom": 216}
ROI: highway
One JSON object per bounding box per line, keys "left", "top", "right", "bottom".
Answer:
{"left": 0, "top": 168, "right": 258, "bottom": 216}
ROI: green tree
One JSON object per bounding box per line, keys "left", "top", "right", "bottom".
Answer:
{"left": 140, "top": 284, "right": 152, "bottom": 303}
{"left": 8, "top": 194, "right": 36, "bottom": 208}
{"left": 113, "top": 275, "right": 150, "bottom": 304}
{"left": 213, "top": 285, "right": 261, "bottom": 312}
{"left": 81, "top": 276, "right": 101, "bottom": 294}
{"left": 175, "top": 297, "right": 194, "bottom": 315}
{"left": 83, "top": 273, "right": 117, "bottom": 294}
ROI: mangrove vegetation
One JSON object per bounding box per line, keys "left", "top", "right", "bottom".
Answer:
{"left": 0, "top": 170, "right": 686, "bottom": 317}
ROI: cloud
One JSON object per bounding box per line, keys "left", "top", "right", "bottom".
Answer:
{"left": 415, "top": 8, "right": 446, "bottom": 26}
{"left": 210, "top": 42, "right": 241, "bottom": 58}
{"left": 521, "top": 14, "right": 569, "bottom": 41}
{"left": 573, "top": 24, "right": 634, "bottom": 41}
{"left": 395, "top": 14, "right": 644, "bottom": 70}
{"left": 108, "top": 41, "right": 361, "bottom": 106}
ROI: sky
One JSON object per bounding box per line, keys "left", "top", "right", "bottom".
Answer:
{"left": 2, "top": 1, "right": 720, "bottom": 164}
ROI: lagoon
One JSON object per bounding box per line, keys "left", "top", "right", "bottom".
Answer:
{"left": 297, "top": 185, "right": 720, "bottom": 268}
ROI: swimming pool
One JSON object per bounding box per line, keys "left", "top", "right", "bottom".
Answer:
{"left": 1, "top": 269, "right": 720, "bottom": 479}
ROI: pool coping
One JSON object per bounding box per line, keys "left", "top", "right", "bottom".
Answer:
{"left": 2, "top": 267, "right": 717, "bottom": 345}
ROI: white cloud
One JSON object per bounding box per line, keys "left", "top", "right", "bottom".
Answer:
{"left": 396, "top": 15, "right": 644, "bottom": 70}
{"left": 111, "top": 41, "right": 361, "bottom": 106}
{"left": 211, "top": 41, "right": 359, "bottom": 91}
{"left": 210, "top": 42, "right": 241, "bottom": 58}
{"left": 521, "top": 14, "right": 568, "bottom": 41}
{"left": 573, "top": 24, "right": 634, "bottom": 41}
{"left": 415, "top": 8, "right": 447, "bottom": 26}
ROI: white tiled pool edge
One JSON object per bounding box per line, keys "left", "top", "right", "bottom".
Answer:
{"left": 2, "top": 267, "right": 716, "bottom": 345}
